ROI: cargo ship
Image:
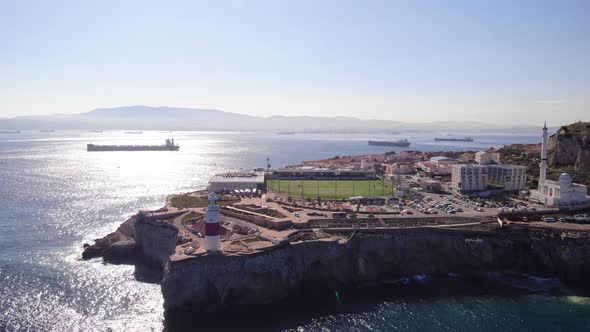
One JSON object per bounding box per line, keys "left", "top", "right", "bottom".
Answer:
{"left": 0, "top": 130, "right": 20, "bottom": 134}
{"left": 368, "top": 139, "right": 410, "bottom": 147}
{"left": 434, "top": 136, "right": 474, "bottom": 142}
{"left": 87, "top": 139, "right": 179, "bottom": 152}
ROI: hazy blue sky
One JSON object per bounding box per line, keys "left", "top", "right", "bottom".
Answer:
{"left": 1, "top": 0, "right": 589, "bottom": 125}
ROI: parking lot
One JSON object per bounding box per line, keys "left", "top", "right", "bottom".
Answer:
{"left": 378, "top": 191, "right": 557, "bottom": 219}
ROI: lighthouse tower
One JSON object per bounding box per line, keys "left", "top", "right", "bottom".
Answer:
{"left": 204, "top": 192, "right": 221, "bottom": 252}
{"left": 540, "top": 121, "right": 548, "bottom": 183}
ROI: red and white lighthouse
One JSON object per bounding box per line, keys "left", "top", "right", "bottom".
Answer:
{"left": 204, "top": 192, "right": 221, "bottom": 252}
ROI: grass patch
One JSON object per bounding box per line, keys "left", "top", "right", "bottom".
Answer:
{"left": 170, "top": 194, "right": 239, "bottom": 208}
{"left": 268, "top": 179, "right": 395, "bottom": 200}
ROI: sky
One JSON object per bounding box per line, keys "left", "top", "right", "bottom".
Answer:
{"left": 1, "top": 0, "right": 589, "bottom": 125}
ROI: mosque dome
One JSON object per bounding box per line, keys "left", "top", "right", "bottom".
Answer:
{"left": 559, "top": 173, "right": 572, "bottom": 185}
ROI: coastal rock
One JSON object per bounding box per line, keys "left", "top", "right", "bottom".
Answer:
{"left": 161, "top": 227, "right": 590, "bottom": 313}
{"left": 82, "top": 216, "right": 137, "bottom": 263}
{"left": 102, "top": 238, "right": 138, "bottom": 264}
{"left": 135, "top": 217, "right": 179, "bottom": 268}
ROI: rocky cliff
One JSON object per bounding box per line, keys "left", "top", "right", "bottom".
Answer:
{"left": 82, "top": 213, "right": 180, "bottom": 266}
{"left": 548, "top": 122, "right": 590, "bottom": 174}
{"left": 161, "top": 227, "right": 590, "bottom": 313}
{"left": 135, "top": 218, "right": 179, "bottom": 268}
{"left": 82, "top": 215, "right": 138, "bottom": 263}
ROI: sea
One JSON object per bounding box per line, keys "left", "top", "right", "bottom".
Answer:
{"left": 2, "top": 130, "right": 590, "bottom": 332}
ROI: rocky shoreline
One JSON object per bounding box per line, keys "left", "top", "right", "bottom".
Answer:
{"left": 82, "top": 215, "right": 138, "bottom": 264}
{"left": 83, "top": 213, "right": 590, "bottom": 319}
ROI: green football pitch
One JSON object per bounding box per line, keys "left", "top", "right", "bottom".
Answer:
{"left": 267, "top": 179, "right": 395, "bottom": 200}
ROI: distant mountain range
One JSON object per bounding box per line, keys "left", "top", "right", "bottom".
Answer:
{"left": 0, "top": 105, "right": 542, "bottom": 133}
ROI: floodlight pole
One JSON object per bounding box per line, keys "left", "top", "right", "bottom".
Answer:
{"left": 301, "top": 179, "right": 304, "bottom": 198}
{"left": 317, "top": 180, "right": 320, "bottom": 200}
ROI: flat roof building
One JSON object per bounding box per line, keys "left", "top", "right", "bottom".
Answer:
{"left": 430, "top": 156, "right": 459, "bottom": 164}
{"left": 487, "top": 164, "right": 527, "bottom": 191}
{"left": 475, "top": 151, "right": 501, "bottom": 165}
{"left": 451, "top": 164, "right": 488, "bottom": 193}
{"left": 207, "top": 171, "right": 265, "bottom": 193}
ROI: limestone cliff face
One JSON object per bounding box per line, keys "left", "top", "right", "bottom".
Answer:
{"left": 135, "top": 218, "right": 179, "bottom": 268}
{"left": 548, "top": 123, "right": 590, "bottom": 172}
{"left": 161, "top": 228, "right": 590, "bottom": 312}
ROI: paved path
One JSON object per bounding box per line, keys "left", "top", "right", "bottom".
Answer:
{"left": 173, "top": 212, "right": 199, "bottom": 241}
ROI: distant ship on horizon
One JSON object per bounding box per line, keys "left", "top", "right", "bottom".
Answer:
{"left": 87, "top": 139, "right": 179, "bottom": 152}
{"left": 0, "top": 130, "right": 21, "bottom": 134}
{"left": 276, "top": 132, "right": 296, "bottom": 135}
{"left": 434, "top": 136, "right": 474, "bottom": 142}
{"left": 124, "top": 131, "right": 143, "bottom": 134}
{"left": 368, "top": 139, "right": 410, "bottom": 147}
{"left": 88, "top": 130, "right": 103, "bottom": 133}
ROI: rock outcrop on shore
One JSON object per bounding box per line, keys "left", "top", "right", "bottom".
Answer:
{"left": 161, "top": 227, "right": 590, "bottom": 313}
{"left": 82, "top": 213, "right": 181, "bottom": 268}
{"left": 82, "top": 216, "right": 138, "bottom": 264}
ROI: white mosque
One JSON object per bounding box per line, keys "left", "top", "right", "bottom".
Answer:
{"left": 536, "top": 122, "right": 589, "bottom": 207}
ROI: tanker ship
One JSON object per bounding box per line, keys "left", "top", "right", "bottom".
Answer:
{"left": 368, "top": 139, "right": 410, "bottom": 147}
{"left": 87, "top": 139, "right": 179, "bottom": 152}
{"left": 434, "top": 136, "right": 474, "bottom": 142}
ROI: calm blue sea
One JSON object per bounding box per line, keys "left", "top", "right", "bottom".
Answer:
{"left": 2, "top": 130, "right": 589, "bottom": 331}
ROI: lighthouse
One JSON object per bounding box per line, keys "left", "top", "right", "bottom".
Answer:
{"left": 204, "top": 192, "right": 221, "bottom": 252}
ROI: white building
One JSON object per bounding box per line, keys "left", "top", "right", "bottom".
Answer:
{"left": 475, "top": 151, "right": 501, "bottom": 165}
{"left": 536, "top": 123, "right": 588, "bottom": 207}
{"left": 416, "top": 156, "right": 458, "bottom": 176}
{"left": 385, "top": 163, "right": 412, "bottom": 175}
{"left": 430, "top": 156, "right": 459, "bottom": 166}
{"left": 359, "top": 159, "right": 375, "bottom": 169}
{"left": 451, "top": 164, "right": 488, "bottom": 193}
{"left": 459, "top": 152, "right": 475, "bottom": 163}
{"left": 207, "top": 171, "right": 265, "bottom": 193}
{"left": 487, "top": 164, "right": 527, "bottom": 191}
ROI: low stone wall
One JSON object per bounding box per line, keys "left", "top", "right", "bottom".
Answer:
{"left": 144, "top": 211, "right": 185, "bottom": 221}
{"left": 220, "top": 207, "right": 292, "bottom": 230}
